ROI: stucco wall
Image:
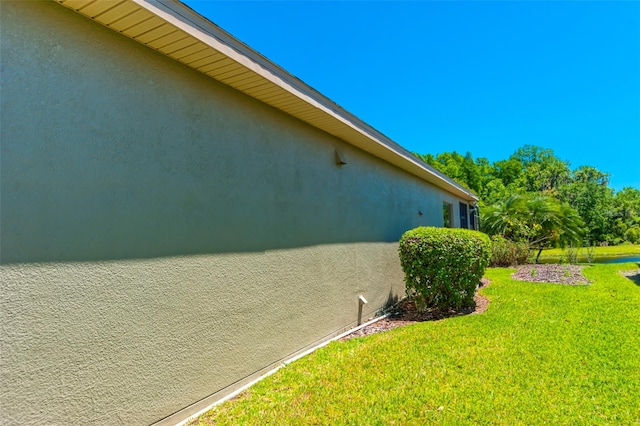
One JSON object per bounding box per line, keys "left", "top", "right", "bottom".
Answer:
{"left": 0, "top": 1, "right": 469, "bottom": 424}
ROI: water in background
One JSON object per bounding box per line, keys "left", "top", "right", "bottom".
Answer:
{"left": 601, "top": 256, "right": 640, "bottom": 264}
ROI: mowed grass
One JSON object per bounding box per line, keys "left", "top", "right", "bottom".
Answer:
{"left": 192, "top": 263, "right": 640, "bottom": 425}
{"left": 538, "top": 244, "right": 640, "bottom": 263}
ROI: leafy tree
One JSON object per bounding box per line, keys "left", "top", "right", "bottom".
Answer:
{"left": 611, "top": 187, "right": 640, "bottom": 243}
{"left": 559, "top": 166, "right": 614, "bottom": 244}
{"left": 573, "top": 165, "right": 609, "bottom": 186}
{"left": 511, "top": 145, "right": 553, "bottom": 165}
{"left": 462, "top": 151, "right": 483, "bottom": 194}
{"left": 511, "top": 146, "right": 571, "bottom": 194}
{"left": 481, "top": 178, "right": 511, "bottom": 206}
{"left": 493, "top": 158, "right": 523, "bottom": 188}
{"left": 481, "top": 194, "right": 584, "bottom": 262}
{"left": 415, "top": 151, "right": 477, "bottom": 194}
{"left": 413, "top": 145, "right": 639, "bottom": 245}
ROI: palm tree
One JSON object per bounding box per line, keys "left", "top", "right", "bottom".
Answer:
{"left": 481, "top": 194, "right": 528, "bottom": 240}
{"left": 482, "top": 194, "right": 584, "bottom": 262}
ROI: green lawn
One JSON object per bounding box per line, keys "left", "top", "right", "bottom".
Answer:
{"left": 538, "top": 244, "right": 640, "bottom": 263}
{"left": 193, "top": 263, "right": 640, "bottom": 425}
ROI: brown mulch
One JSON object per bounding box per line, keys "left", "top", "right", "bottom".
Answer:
{"left": 511, "top": 264, "right": 590, "bottom": 285}
{"left": 340, "top": 278, "right": 491, "bottom": 341}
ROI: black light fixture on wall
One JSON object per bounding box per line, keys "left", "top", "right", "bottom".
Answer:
{"left": 335, "top": 149, "right": 347, "bottom": 166}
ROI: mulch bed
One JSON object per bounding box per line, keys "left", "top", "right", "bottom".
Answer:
{"left": 511, "top": 264, "right": 590, "bottom": 285}
{"left": 341, "top": 263, "right": 601, "bottom": 342}
{"left": 340, "top": 278, "right": 490, "bottom": 341}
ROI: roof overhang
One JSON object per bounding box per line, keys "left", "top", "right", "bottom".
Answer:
{"left": 54, "top": 0, "right": 478, "bottom": 202}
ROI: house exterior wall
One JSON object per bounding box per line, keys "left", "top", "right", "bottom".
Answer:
{"left": 0, "top": 1, "right": 470, "bottom": 424}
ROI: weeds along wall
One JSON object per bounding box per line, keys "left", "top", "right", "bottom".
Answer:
{"left": 0, "top": 1, "right": 469, "bottom": 424}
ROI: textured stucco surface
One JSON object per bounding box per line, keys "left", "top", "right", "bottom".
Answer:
{"left": 0, "top": 246, "right": 402, "bottom": 425}
{"left": 0, "top": 1, "right": 470, "bottom": 424}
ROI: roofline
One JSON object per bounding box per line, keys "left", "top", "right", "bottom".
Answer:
{"left": 54, "top": 0, "right": 478, "bottom": 202}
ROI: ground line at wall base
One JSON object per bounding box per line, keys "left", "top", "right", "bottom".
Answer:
{"left": 171, "top": 313, "right": 390, "bottom": 426}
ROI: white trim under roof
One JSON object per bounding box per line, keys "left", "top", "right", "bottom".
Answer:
{"left": 54, "top": 0, "right": 478, "bottom": 202}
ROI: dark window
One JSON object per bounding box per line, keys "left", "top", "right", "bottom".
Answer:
{"left": 459, "top": 203, "right": 468, "bottom": 229}
{"left": 470, "top": 206, "right": 477, "bottom": 230}
{"left": 443, "top": 202, "right": 453, "bottom": 228}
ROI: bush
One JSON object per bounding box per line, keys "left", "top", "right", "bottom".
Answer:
{"left": 489, "top": 235, "right": 530, "bottom": 267}
{"left": 399, "top": 227, "right": 491, "bottom": 311}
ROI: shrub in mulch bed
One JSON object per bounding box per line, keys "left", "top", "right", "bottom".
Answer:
{"left": 399, "top": 227, "right": 491, "bottom": 311}
{"left": 340, "top": 279, "right": 490, "bottom": 341}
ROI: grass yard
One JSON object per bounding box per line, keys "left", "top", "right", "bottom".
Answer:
{"left": 538, "top": 244, "right": 640, "bottom": 263}
{"left": 192, "top": 263, "right": 640, "bottom": 425}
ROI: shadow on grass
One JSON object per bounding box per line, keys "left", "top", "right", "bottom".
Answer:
{"left": 621, "top": 263, "right": 640, "bottom": 287}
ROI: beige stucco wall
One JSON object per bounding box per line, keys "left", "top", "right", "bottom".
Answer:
{"left": 0, "top": 1, "right": 470, "bottom": 424}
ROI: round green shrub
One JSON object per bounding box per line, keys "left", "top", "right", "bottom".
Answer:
{"left": 489, "top": 235, "right": 530, "bottom": 267}
{"left": 399, "top": 227, "right": 491, "bottom": 311}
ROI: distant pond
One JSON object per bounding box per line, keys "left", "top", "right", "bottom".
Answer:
{"left": 600, "top": 256, "right": 640, "bottom": 264}
{"left": 539, "top": 255, "right": 640, "bottom": 265}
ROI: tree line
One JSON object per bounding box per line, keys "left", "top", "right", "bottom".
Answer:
{"left": 415, "top": 145, "right": 640, "bottom": 246}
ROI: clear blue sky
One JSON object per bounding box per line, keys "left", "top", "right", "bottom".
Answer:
{"left": 183, "top": 1, "right": 640, "bottom": 192}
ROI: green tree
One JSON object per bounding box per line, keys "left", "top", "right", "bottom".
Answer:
{"left": 493, "top": 158, "right": 523, "bottom": 188}
{"left": 461, "top": 151, "right": 483, "bottom": 195}
{"left": 559, "top": 166, "right": 614, "bottom": 244}
{"left": 611, "top": 187, "right": 640, "bottom": 243}
{"left": 511, "top": 146, "right": 571, "bottom": 195}
{"left": 481, "top": 194, "right": 584, "bottom": 262}
{"left": 415, "top": 151, "right": 481, "bottom": 195}
{"left": 414, "top": 145, "right": 637, "bottom": 245}
{"left": 481, "top": 178, "right": 511, "bottom": 206}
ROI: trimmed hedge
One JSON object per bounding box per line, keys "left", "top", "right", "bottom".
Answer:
{"left": 489, "top": 235, "right": 530, "bottom": 267}
{"left": 399, "top": 227, "right": 491, "bottom": 310}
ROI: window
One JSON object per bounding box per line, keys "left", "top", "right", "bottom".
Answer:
{"left": 443, "top": 202, "right": 453, "bottom": 228}
{"left": 470, "top": 206, "right": 477, "bottom": 230}
{"left": 459, "top": 203, "right": 468, "bottom": 229}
